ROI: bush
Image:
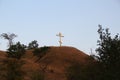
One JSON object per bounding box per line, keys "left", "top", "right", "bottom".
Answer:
{"left": 33, "top": 46, "right": 50, "bottom": 62}
{"left": 7, "top": 42, "right": 26, "bottom": 59}
{"left": 27, "top": 40, "right": 39, "bottom": 50}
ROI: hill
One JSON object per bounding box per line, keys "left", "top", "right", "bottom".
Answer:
{"left": 0, "top": 46, "right": 93, "bottom": 80}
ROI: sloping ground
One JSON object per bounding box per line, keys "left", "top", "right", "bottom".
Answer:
{"left": 0, "top": 46, "right": 93, "bottom": 80}
{"left": 22, "top": 46, "right": 91, "bottom": 80}
{"left": 0, "top": 51, "right": 6, "bottom": 63}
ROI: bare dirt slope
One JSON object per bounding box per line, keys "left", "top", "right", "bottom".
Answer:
{"left": 0, "top": 46, "right": 92, "bottom": 80}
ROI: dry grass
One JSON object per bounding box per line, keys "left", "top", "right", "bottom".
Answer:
{"left": 0, "top": 46, "right": 92, "bottom": 80}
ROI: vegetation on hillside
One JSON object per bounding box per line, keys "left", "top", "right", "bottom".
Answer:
{"left": 0, "top": 25, "right": 120, "bottom": 80}
{"left": 0, "top": 33, "right": 17, "bottom": 47}
{"left": 66, "top": 25, "right": 120, "bottom": 80}
{"left": 33, "top": 46, "right": 50, "bottom": 62}
{"left": 7, "top": 42, "right": 26, "bottom": 59}
{"left": 0, "top": 39, "right": 45, "bottom": 80}
{"left": 27, "top": 40, "right": 39, "bottom": 50}
{"left": 95, "top": 25, "right": 120, "bottom": 80}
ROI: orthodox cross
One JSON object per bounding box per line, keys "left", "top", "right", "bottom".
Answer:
{"left": 56, "top": 32, "right": 64, "bottom": 47}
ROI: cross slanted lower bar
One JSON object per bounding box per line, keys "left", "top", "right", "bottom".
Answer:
{"left": 56, "top": 32, "right": 64, "bottom": 47}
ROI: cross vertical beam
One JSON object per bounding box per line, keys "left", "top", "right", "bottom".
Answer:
{"left": 56, "top": 32, "right": 64, "bottom": 47}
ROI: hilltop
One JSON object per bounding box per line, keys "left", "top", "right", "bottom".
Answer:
{"left": 0, "top": 46, "right": 94, "bottom": 80}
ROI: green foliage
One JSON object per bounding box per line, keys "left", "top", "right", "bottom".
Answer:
{"left": 95, "top": 25, "right": 120, "bottom": 80}
{"left": 7, "top": 42, "right": 26, "bottom": 59}
{"left": 28, "top": 40, "right": 39, "bottom": 49}
{"left": 96, "top": 25, "right": 120, "bottom": 66}
{"left": 31, "top": 71, "right": 44, "bottom": 80}
{"left": 33, "top": 46, "right": 50, "bottom": 62}
{"left": 66, "top": 24, "right": 120, "bottom": 80}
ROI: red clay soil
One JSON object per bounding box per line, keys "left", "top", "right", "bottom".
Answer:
{"left": 0, "top": 46, "right": 92, "bottom": 80}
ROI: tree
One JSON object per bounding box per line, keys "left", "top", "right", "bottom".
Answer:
{"left": 95, "top": 25, "right": 120, "bottom": 80}
{"left": 27, "top": 40, "right": 39, "bottom": 49}
{"left": 1, "top": 33, "right": 17, "bottom": 47}
{"left": 7, "top": 42, "right": 26, "bottom": 59}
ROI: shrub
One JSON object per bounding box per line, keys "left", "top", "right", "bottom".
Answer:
{"left": 33, "top": 46, "right": 50, "bottom": 62}
{"left": 27, "top": 40, "right": 39, "bottom": 50}
{"left": 7, "top": 42, "right": 26, "bottom": 59}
